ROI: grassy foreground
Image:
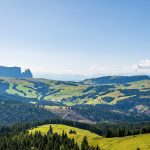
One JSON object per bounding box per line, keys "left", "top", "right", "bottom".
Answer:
{"left": 30, "top": 124, "right": 150, "bottom": 150}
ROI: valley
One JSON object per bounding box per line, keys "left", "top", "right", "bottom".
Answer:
{"left": 1, "top": 0, "right": 150, "bottom": 149}
{"left": 0, "top": 75, "right": 150, "bottom": 123}
{"left": 0, "top": 75, "right": 150, "bottom": 149}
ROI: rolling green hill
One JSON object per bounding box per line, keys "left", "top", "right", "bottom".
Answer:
{"left": 0, "top": 76, "right": 149, "bottom": 123}
{"left": 30, "top": 124, "right": 150, "bottom": 150}
{"left": 82, "top": 75, "right": 150, "bottom": 84}
{"left": 0, "top": 76, "right": 149, "bottom": 106}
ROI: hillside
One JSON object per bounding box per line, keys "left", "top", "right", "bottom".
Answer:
{"left": 82, "top": 75, "right": 150, "bottom": 84}
{"left": 0, "top": 75, "right": 149, "bottom": 123}
{"left": 0, "top": 99, "right": 55, "bottom": 125}
{"left": 0, "top": 76, "right": 149, "bottom": 106}
{"left": 30, "top": 124, "right": 150, "bottom": 150}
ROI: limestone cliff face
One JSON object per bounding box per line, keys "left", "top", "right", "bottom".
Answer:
{"left": 0, "top": 66, "right": 33, "bottom": 78}
{"left": 21, "top": 69, "right": 33, "bottom": 78}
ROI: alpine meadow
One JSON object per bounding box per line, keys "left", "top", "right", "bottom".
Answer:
{"left": 0, "top": 1, "right": 150, "bottom": 150}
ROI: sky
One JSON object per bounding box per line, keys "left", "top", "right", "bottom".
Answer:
{"left": 0, "top": 0, "right": 150, "bottom": 80}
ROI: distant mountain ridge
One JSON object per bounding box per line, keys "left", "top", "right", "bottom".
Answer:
{"left": 0, "top": 66, "right": 33, "bottom": 78}
{"left": 82, "top": 75, "right": 150, "bottom": 84}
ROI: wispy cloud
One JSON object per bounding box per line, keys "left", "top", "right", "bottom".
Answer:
{"left": 117, "top": 59, "right": 150, "bottom": 75}
{"left": 31, "top": 59, "right": 150, "bottom": 79}
{"left": 137, "top": 60, "right": 150, "bottom": 69}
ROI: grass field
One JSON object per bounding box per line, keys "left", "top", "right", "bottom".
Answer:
{"left": 30, "top": 124, "right": 150, "bottom": 150}
{"left": 0, "top": 78, "right": 149, "bottom": 106}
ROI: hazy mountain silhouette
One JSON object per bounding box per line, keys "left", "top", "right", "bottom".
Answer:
{"left": 0, "top": 66, "right": 33, "bottom": 78}
{"left": 82, "top": 75, "right": 150, "bottom": 84}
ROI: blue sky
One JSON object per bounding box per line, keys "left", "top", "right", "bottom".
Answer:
{"left": 0, "top": 0, "right": 150, "bottom": 79}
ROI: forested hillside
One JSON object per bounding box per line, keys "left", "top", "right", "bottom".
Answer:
{"left": 0, "top": 76, "right": 150, "bottom": 124}
{"left": 0, "top": 122, "right": 101, "bottom": 150}
{"left": 0, "top": 99, "right": 55, "bottom": 125}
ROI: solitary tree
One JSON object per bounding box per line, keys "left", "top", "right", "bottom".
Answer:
{"left": 81, "top": 136, "right": 89, "bottom": 150}
{"left": 47, "top": 125, "right": 53, "bottom": 135}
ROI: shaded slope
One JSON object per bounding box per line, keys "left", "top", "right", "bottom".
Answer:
{"left": 0, "top": 99, "right": 56, "bottom": 125}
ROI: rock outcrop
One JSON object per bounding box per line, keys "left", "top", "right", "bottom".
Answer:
{"left": 0, "top": 66, "right": 33, "bottom": 78}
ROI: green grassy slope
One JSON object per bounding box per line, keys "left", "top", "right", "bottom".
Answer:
{"left": 0, "top": 77, "right": 149, "bottom": 106}
{"left": 30, "top": 124, "right": 150, "bottom": 150}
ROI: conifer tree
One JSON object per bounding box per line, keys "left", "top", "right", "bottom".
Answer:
{"left": 81, "top": 136, "right": 89, "bottom": 150}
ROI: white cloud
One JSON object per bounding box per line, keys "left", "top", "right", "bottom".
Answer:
{"left": 138, "top": 60, "right": 150, "bottom": 69}
{"left": 80, "top": 60, "right": 150, "bottom": 76}
{"left": 120, "top": 59, "right": 150, "bottom": 75}
{"left": 30, "top": 59, "right": 150, "bottom": 79}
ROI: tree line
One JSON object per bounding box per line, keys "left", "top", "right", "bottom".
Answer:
{"left": 0, "top": 119, "right": 150, "bottom": 138}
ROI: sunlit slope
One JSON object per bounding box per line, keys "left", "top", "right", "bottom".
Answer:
{"left": 0, "top": 77, "right": 149, "bottom": 106}
{"left": 30, "top": 124, "right": 150, "bottom": 150}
